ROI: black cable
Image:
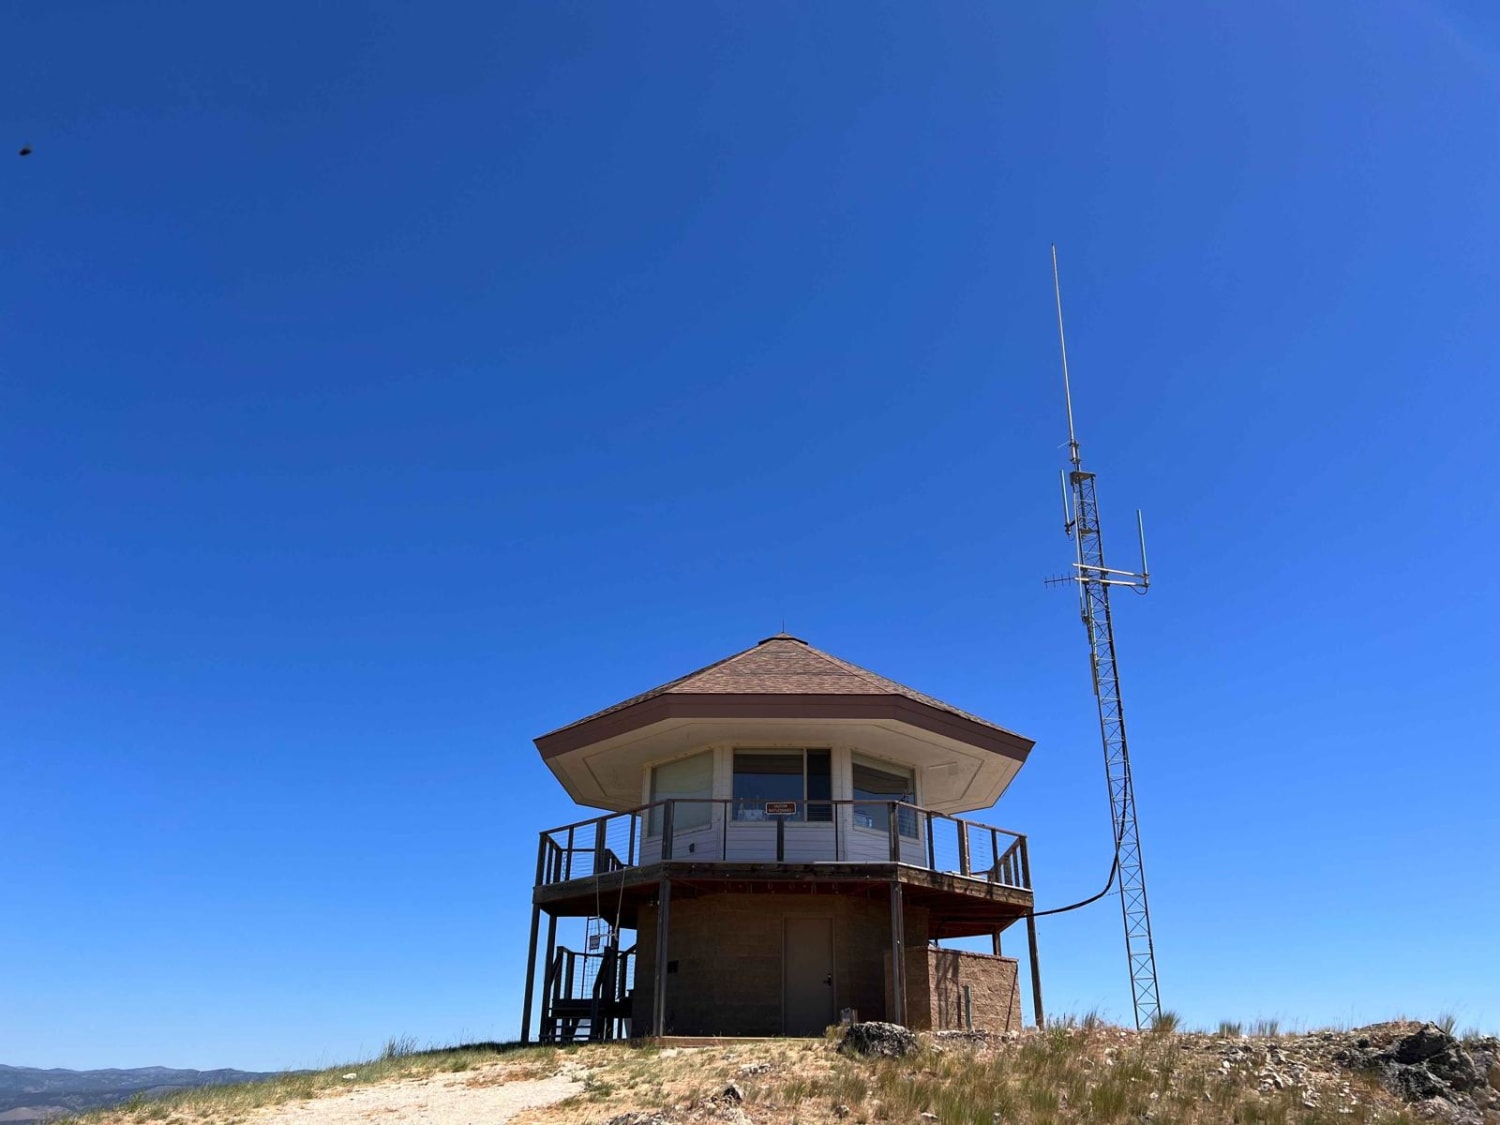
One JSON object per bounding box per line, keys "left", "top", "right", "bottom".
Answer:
{"left": 1027, "top": 850, "right": 1119, "bottom": 918}
{"left": 1024, "top": 813, "right": 1126, "bottom": 918}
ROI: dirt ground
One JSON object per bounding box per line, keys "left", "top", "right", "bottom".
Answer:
{"left": 245, "top": 1064, "right": 588, "bottom": 1125}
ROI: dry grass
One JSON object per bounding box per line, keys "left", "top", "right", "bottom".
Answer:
{"left": 60, "top": 1043, "right": 569, "bottom": 1125}
{"left": 515, "top": 1028, "right": 1419, "bottom": 1125}
{"left": 58, "top": 1024, "right": 1432, "bottom": 1125}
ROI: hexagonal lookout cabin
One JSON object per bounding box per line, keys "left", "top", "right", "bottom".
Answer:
{"left": 519, "top": 634, "right": 1044, "bottom": 1042}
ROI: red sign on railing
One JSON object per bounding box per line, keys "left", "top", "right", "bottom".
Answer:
{"left": 763, "top": 801, "right": 798, "bottom": 816}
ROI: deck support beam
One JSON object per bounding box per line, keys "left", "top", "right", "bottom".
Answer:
{"left": 888, "top": 880, "right": 907, "bottom": 1025}
{"left": 1026, "top": 913, "right": 1045, "bottom": 1027}
{"left": 653, "top": 875, "right": 671, "bottom": 1036}
{"left": 519, "top": 904, "right": 542, "bottom": 1043}
{"left": 538, "top": 912, "right": 558, "bottom": 1042}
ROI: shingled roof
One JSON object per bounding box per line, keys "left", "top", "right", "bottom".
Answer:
{"left": 536, "top": 634, "right": 1029, "bottom": 751}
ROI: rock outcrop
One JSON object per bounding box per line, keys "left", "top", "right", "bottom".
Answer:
{"left": 838, "top": 1021, "right": 919, "bottom": 1058}
{"left": 1167, "top": 1021, "right": 1499, "bottom": 1125}
{"left": 1334, "top": 1023, "right": 1500, "bottom": 1125}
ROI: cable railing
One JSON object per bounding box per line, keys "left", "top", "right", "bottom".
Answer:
{"left": 536, "top": 798, "right": 1030, "bottom": 891}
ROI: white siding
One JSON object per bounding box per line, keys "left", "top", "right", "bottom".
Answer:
{"left": 723, "top": 822, "right": 777, "bottom": 861}
{"left": 781, "top": 822, "right": 837, "bottom": 862}
{"left": 639, "top": 821, "right": 717, "bottom": 865}
{"left": 900, "top": 833, "right": 926, "bottom": 865}
{"left": 626, "top": 741, "right": 934, "bottom": 867}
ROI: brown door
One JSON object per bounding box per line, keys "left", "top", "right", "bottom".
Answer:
{"left": 783, "top": 916, "right": 835, "bottom": 1035}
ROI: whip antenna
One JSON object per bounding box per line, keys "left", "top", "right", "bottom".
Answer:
{"left": 1051, "top": 245, "right": 1081, "bottom": 469}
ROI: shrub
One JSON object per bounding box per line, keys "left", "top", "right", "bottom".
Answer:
{"left": 380, "top": 1035, "right": 418, "bottom": 1061}
{"left": 1150, "top": 1010, "right": 1181, "bottom": 1034}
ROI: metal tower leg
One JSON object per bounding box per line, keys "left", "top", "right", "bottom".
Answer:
{"left": 1071, "top": 469, "right": 1161, "bottom": 1029}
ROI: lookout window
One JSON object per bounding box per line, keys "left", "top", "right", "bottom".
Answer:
{"left": 852, "top": 754, "right": 918, "bottom": 838}
{"left": 647, "top": 750, "right": 713, "bottom": 835}
{"left": 732, "top": 749, "right": 832, "bottom": 822}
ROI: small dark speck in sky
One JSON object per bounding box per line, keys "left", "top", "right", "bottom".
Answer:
{"left": 18, "top": 145, "right": 33, "bottom": 156}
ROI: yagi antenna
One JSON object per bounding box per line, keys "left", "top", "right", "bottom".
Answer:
{"left": 1043, "top": 245, "right": 1163, "bottom": 1030}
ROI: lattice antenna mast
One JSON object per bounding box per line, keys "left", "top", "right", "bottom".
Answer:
{"left": 1046, "top": 245, "right": 1162, "bottom": 1030}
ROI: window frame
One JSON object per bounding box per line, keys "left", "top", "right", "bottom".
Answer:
{"left": 731, "top": 748, "right": 833, "bottom": 823}
{"left": 646, "top": 750, "right": 714, "bottom": 837}
{"left": 850, "top": 753, "right": 919, "bottom": 839}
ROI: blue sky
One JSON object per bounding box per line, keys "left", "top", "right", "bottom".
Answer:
{"left": 3, "top": 0, "right": 1498, "bottom": 1071}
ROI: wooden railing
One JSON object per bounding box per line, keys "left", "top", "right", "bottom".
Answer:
{"left": 536, "top": 798, "right": 1030, "bottom": 891}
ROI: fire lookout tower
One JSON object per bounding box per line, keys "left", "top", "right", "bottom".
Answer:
{"left": 519, "top": 634, "right": 1044, "bottom": 1041}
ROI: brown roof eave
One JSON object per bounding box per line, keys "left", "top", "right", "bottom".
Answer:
{"left": 533, "top": 693, "right": 1035, "bottom": 763}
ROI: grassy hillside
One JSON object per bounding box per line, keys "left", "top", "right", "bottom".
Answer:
{"left": 45, "top": 1019, "right": 1500, "bottom": 1125}
{"left": 0, "top": 1066, "right": 278, "bottom": 1124}
{"left": 42, "top": 1043, "right": 556, "bottom": 1125}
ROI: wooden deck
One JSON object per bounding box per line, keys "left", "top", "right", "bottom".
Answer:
{"left": 533, "top": 859, "right": 1033, "bottom": 938}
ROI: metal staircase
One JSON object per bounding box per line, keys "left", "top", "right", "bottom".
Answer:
{"left": 539, "top": 926, "right": 635, "bottom": 1043}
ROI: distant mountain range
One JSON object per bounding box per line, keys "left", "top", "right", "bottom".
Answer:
{"left": 0, "top": 1064, "right": 279, "bottom": 1123}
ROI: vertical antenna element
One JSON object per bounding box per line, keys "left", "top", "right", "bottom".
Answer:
{"left": 1051, "top": 245, "right": 1081, "bottom": 469}
{"left": 1047, "top": 247, "right": 1163, "bottom": 1031}
{"left": 1136, "top": 510, "right": 1150, "bottom": 586}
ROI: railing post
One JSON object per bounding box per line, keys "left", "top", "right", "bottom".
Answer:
{"left": 957, "top": 820, "right": 970, "bottom": 877}
{"left": 776, "top": 814, "right": 785, "bottom": 861}
{"left": 661, "top": 801, "right": 675, "bottom": 861}
{"left": 1020, "top": 835, "right": 1032, "bottom": 890}
{"left": 565, "top": 825, "right": 575, "bottom": 880}
{"left": 535, "top": 833, "right": 548, "bottom": 886}
{"left": 990, "top": 828, "right": 1000, "bottom": 877}
{"left": 887, "top": 803, "right": 900, "bottom": 862}
{"left": 629, "top": 814, "right": 638, "bottom": 866}
{"left": 926, "top": 812, "right": 936, "bottom": 871}
{"left": 721, "top": 799, "right": 728, "bottom": 860}
{"left": 594, "top": 818, "right": 607, "bottom": 875}
{"left": 834, "top": 802, "right": 841, "bottom": 861}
